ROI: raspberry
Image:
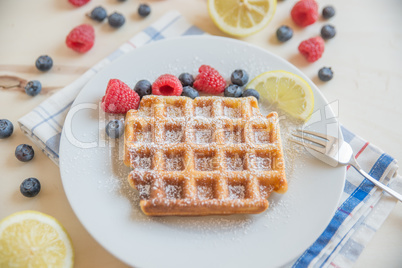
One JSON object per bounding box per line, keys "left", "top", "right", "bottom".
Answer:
{"left": 101, "top": 79, "right": 140, "bottom": 114}
{"left": 291, "top": 0, "right": 319, "bottom": 27}
{"left": 66, "top": 24, "right": 95, "bottom": 53}
{"left": 152, "top": 74, "right": 183, "bottom": 96}
{"left": 298, "top": 37, "right": 325, "bottom": 62}
{"left": 68, "top": 0, "right": 90, "bottom": 7}
{"left": 193, "top": 65, "right": 226, "bottom": 94}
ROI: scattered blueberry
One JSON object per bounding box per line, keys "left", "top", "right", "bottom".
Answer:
{"left": 0, "top": 119, "right": 14, "bottom": 139}
{"left": 276, "top": 25, "right": 293, "bottom": 42}
{"left": 242, "top": 89, "right": 260, "bottom": 101}
{"left": 134, "top": 80, "right": 152, "bottom": 98}
{"left": 230, "top": 69, "right": 249, "bottom": 86}
{"left": 138, "top": 4, "right": 151, "bottom": 17}
{"left": 15, "top": 144, "right": 35, "bottom": 162}
{"left": 106, "top": 120, "right": 124, "bottom": 139}
{"left": 318, "top": 67, "right": 334, "bottom": 81}
{"left": 108, "top": 12, "right": 125, "bottom": 28}
{"left": 35, "top": 55, "right": 53, "bottom": 72}
{"left": 178, "top": 73, "right": 194, "bottom": 87}
{"left": 224, "top": 84, "right": 242, "bottom": 98}
{"left": 181, "top": 86, "right": 199, "bottom": 99}
{"left": 24, "top": 80, "right": 42, "bottom": 97}
{"left": 322, "top": 6, "right": 335, "bottom": 19}
{"left": 321, "top": 24, "right": 336, "bottom": 40}
{"left": 20, "top": 178, "right": 41, "bottom": 197}
{"left": 88, "top": 6, "right": 107, "bottom": 22}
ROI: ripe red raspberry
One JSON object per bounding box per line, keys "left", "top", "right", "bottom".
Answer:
{"left": 152, "top": 74, "right": 183, "bottom": 96}
{"left": 291, "top": 0, "right": 319, "bottom": 27}
{"left": 68, "top": 0, "right": 90, "bottom": 7}
{"left": 193, "top": 65, "right": 226, "bottom": 94}
{"left": 101, "top": 79, "right": 140, "bottom": 114}
{"left": 66, "top": 24, "right": 95, "bottom": 53}
{"left": 298, "top": 37, "right": 325, "bottom": 62}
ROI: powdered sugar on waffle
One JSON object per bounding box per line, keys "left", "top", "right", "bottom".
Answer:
{"left": 226, "top": 155, "right": 244, "bottom": 171}
{"left": 254, "top": 130, "right": 270, "bottom": 144}
{"left": 164, "top": 155, "right": 184, "bottom": 171}
{"left": 138, "top": 184, "right": 151, "bottom": 199}
{"left": 131, "top": 155, "right": 152, "bottom": 170}
{"left": 165, "top": 129, "right": 183, "bottom": 143}
{"left": 195, "top": 106, "right": 212, "bottom": 117}
{"left": 195, "top": 156, "right": 214, "bottom": 171}
{"left": 165, "top": 185, "right": 182, "bottom": 199}
{"left": 166, "top": 106, "right": 183, "bottom": 117}
{"left": 137, "top": 106, "right": 153, "bottom": 117}
{"left": 253, "top": 156, "right": 272, "bottom": 171}
{"left": 228, "top": 185, "right": 245, "bottom": 199}
{"left": 197, "top": 185, "right": 214, "bottom": 200}
{"left": 223, "top": 106, "right": 240, "bottom": 118}
{"left": 194, "top": 129, "right": 213, "bottom": 144}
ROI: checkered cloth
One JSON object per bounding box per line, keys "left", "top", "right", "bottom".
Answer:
{"left": 18, "top": 11, "right": 401, "bottom": 268}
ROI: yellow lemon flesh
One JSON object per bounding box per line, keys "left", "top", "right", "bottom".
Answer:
{"left": 0, "top": 210, "right": 74, "bottom": 268}
{"left": 208, "top": 0, "right": 277, "bottom": 37}
{"left": 247, "top": 70, "right": 315, "bottom": 121}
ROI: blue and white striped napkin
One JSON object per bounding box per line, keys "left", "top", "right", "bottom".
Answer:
{"left": 18, "top": 11, "right": 401, "bottom": 268}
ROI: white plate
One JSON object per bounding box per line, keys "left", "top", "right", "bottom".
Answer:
{"left": 60, "top": 36, "right": 345, "bottom": 268}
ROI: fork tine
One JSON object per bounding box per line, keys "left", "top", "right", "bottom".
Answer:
{"left": 292, "top": 133, "right": 327, "bottom": 147}
{"left": 296, "top": 129, "right": 328, "bottom": 140}
{"left": 289, "top": 138, "right": 326, "bottom": 154}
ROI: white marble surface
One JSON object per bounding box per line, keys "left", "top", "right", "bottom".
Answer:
{"left": 0, "top": 0, "right": 401, "bottom": 267}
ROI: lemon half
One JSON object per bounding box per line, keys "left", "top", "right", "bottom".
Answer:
{"left": 208, "top": 0, "right": 277, "bottom": 37}
{"left": 0, "top": 210, "right": 74, "bottom": 268}
{"left": 247, "top": 70, "right": 314, "bottom": 121}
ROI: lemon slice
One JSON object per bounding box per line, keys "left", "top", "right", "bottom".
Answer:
{"left": 247, "top": 70, "right": 314, "bottom": 120}
{"left": 208, "top": 0, "right": 277, "bottom": 37}
{"left": 0, "top": 211, "right": 74, "bottom": 268}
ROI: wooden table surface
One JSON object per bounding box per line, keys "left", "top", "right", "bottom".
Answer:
{"left": 1, "top": 0, "right": 401, "bottom": 267}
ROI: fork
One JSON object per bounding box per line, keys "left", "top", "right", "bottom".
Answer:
{"left": 291, "top": 129, "right": 402, "bottom": 202}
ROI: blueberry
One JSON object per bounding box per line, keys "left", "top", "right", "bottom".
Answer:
{"left": 321, "top": 24, "right": 336, "bottom": 40}
{"left": 318, "top": 67, "right": 334, "bottom": 82}
{"left": 322, "top": 6, "right": 335, "bottom": 19}
{"left": 106, "top": 120, "right": 124, "bottom": 139}
{"left": 0, "top": 119, "right": 14, "bottom": 139}
{"left": 181, "top": 86, "right": 199, "bottom": 99}
{"left": 230, "top": 69, "right": 249, "bottom": 86}
{"left": 276, "top": 25, "right": 293, "bottom": 42}
{"left": 15, "top": 144, "right": 35, "bottom": 162}
{"left": 242, "top": 89, "right": 260, "bottom": 101}
{"left": 134, "top": 80, "right": 152, "bottom": 98}
{"left": 224, "top": 84, "right": 242, "bottom": 98}
{"left": 178, "top": 73, "right": 194, "bottom": 87}
{"left": 24, "top": 80, "right": 42, "bottom": 97}
{"left": 108, "top": 12, "right": 125, "bottom": 28}
{"left": 89, "top": 6, "right": 107, "bottom": 22}
{"left": 35, "top": 55, "right": 53, "bottom": 72}
{"left": 20, "top": 178, "right": 41, "bottom": 197}
{"left": 138, "top": 4, "right": 151, "bottom": 17}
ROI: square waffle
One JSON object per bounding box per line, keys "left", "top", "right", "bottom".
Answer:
{"left": 124, "top": 95, "right": 287, "bottom": 216}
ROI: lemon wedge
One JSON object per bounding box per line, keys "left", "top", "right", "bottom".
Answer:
{"left": 207, "top": 0, "right": 277, "bottom": 37}
{"left": 0, "top": 210, "right": 74, "bottom": 268}
{"left": 247, "top": 70, "right": 314, "bottom": 120}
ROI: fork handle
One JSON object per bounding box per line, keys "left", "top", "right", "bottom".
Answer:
{"left": 351, "top": 166, "right": 402, "bottom": 202}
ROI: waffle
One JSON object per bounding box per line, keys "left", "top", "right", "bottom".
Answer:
{"left": 124, "top": 95, "right": 287, "bottom": 216}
